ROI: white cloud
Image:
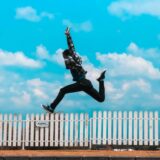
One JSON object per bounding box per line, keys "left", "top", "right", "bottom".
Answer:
{"left": 122, "top": 79, "right": 151, "bottom": 93}
{"left": 96, "top": 52, "right": 160, "bottom": 79}
{"left": 36, "top": 45, "right": 50, "bottom": 60}
{"left": 108, "top": 0, "right": 160, "bottom": 19}
{"left": 15, "top": 6, "right": 54, "bottom": 22}
{"left": 27, "top": 78, "right": 45, "bottom": 87}
{"left": 33, "top": 88, "right": 49, "bottom": 100}
{"left": 40, "top": 12, "right": 54, "bottom": 19}
{"left": 52, "top": 48, "right": 64, "bottom": 66}
{"left": 0, "top": 49, "right": 42, "bottom": 68}
{"left": 127, "top": 42, "right": 160, "bottom": 65}
{"left": 11, "top": 91, "right": 31, "bottom": 107}
{"left": 63, "top": 19, "right": 93, "bottom": 32}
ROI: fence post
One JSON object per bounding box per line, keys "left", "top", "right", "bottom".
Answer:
{"left": 22, "top": 120, "right": 25, "bottom": 150}
{"left": 89, "top": 117, "right": 92, "bottom": 149}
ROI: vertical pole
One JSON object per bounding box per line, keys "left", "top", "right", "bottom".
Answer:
{"left": 89, "top": 117, "right": 92, "bottom": 149}
{"left": 22, "top": 120, "right": 25, "bottom": 150}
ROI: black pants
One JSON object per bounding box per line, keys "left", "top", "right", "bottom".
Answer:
{"left": 50, "top": 79, "right": 105, "bottom": 110}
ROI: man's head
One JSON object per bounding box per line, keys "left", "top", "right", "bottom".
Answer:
{"left": 62, "top": 49, "right": 71, "bottom": 58}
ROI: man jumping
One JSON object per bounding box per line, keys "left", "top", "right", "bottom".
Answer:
{"left": 42, "top": 27, "right": 106, "bottom": 113}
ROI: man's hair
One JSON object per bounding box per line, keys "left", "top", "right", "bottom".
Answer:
{"left": 62, "top": 49, "right": 71, "bottom": 58}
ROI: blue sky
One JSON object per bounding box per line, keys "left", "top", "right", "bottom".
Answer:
{"left": 0, "top": 0, "right": 160, "bottom": 115}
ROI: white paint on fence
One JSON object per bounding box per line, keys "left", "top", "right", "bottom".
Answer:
{"left": 70, "top": 113, "right": 74, "bottom": 147}
{"left": 108, "top": 111, "right": 112, "bottom": 145}
{"left": 155, "top": 112, "right": 158, "bottom": 146}
{"left": 113, "top": 112, "right": 117, "bottom": 145}
{"left": 128, "top": 112, "right": 132, "bottom": 145}
{"left": 30, "top": 114, "right": 34, "bottom": 147}
{"left": 98, "top": 111, "right": 102, "bottom": 145}
{"left": 93, "top": 111, "right": 97, "bottom": 145}
{"left": 65, "top": 113, "right": 69, "bottom": 147}
{"left": 60, "top": 113, "right": 64, "bottom": 147}
{"left": 45, "top": 114, "right": 49, "bottom": 147}
{"left": 50, "top": 114, "right": 54, "bottom": 147}
{"left": 35, "top": 114, "right": 39, "bottom": 147}
{"left": 139, "top": 112, "right": 143, "bottom": 145}
{"left": 13, "top": 115, "right": 17, "bottom": 147}
{"left": 134, "top": 112, "right": 138, "bottom": 145}
{"left": 75, "top": 113, "right": 79, "bottom": 147}
{"left": 118, "top": 111, "right": 122, "bottom": 145}
{"left": 85, "top": 113, "right": 89, "bottom": 147}
{"left": 123, "top": 112, "right": 127, "bottom": 145}
{"left": 18, "top": 114, "right": 22, "bottom": 146}
{"left": 55, "top": 113, "right": 59, "bottom": 147}
{"left": 8, "top": 114, "right": 12, "bottom": 146}
{"left": 25, "top": 114, "right": 29, "bottom": 147}
{"left": 0, "top": 114, "right": 2, "bottom": 146}
{"left": 40, "top": 114, "right": 44, "bottom": 146}
{"left": 0, "top": 111, "right": 159, "bottom": 148}
{"left": 149, "top": 112, "right": 153, "bottom": 146}
{"left": 80, "top": 113, "right": 84, "bottom": 147}
{"left": 103, "top": 111, "right": 107, "bottom": 145}
{"left": 144, "top": 112, "right": 148, "bottom": 146}
{"left": 3, "top": 114, "right": 8, "bottom": 146}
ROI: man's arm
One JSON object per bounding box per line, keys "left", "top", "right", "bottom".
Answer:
{"left": 65, "top": 27, "right": 82, "bottom": 65}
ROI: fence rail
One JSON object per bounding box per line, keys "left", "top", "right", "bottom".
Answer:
{"left": 0, "top": 111, "right": 159, "bottom": 149}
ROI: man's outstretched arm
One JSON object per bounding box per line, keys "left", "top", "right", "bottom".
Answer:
{"left": 65, "top": 27, "right": 82, "bottom": 66}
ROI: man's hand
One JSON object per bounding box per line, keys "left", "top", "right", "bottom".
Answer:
{"left": 65, "top": 27, "right": 70, "bottom": 35}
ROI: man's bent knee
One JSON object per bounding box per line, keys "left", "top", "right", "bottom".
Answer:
{"left": 59, "top": 87, "right": 66, "bottom": 94}
{"left": 98, "top": 97, "right": 105, "bottom": 102}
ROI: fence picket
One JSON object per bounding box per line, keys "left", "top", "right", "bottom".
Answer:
{"left": 13, "top": 115, "right": 18, "bottom": 147}
{"left": 149, "top": 112, "right": 153, "bottom": 146}
{"left": 80, "top": 113, "right": 84, "bottom": 147}
{"left": 55, "top": 113, "right": 59, "bottom": 147}
{"left": 50, "top": 114, "right": 54, "bottom": 147}
{"left": 128, "top": 112, "right": 132, "bottom": 145}
{"left": 45, "top": 114, "right": 49, "bottom": 147}
{"left": 85, "top": 113, "right": 89, "bottom": 147}
{"left": 65, "top": 113, "right": 69, "bottom": 147}
{"left": 40, "top": 114, "right": 44, "bottom": 147}
{"left": 70, "top": 113, "right": 74, "bottom": 147}
{"left": 60, "top": 113, "right": 64, "bottom": 147}
{"left": 25, "top": 114, "right": 30, "bottom": 147}
{"left": 35, "top": 114, "right": 39, "bottom": 147}
{"left": 155, "top": 112, "right": 158, "bottom": 146}
{"left": 3, "top": 114, "right": 8, "bottom": 146}
{"left": 8, "top": 114, "right": 12, "bottom": 146}
{"left": 0, "top": 114, "right": 2, "bottom": 146}
{"left": 93, "top": 112, "right": 97, "bottom": 145}
{"left": 103, "top": 111, "right": 107, "bottom": 145}
{"left": 108, "top": 111, "right": 112, "bottom": 145}
{"left": 98, "top": 111, "right": 102, "bottom": 145}
{"left": 30, "top": 114, "right": 34, "bottom": 147}
{"left": 123, "top": 112, "right": 127, "bottom": 145}
{"left": 113, "top": 112, "right": 117, "bottom": 145}
{"left": 17, "top": 114, "right": 22, "bottom": 147}
{"left": 118, "top": 111, "right": 122, "bottom": 145}
{"left": 139, "top": 112, "right": 143, "bottom": 145}
{"left": 75, "top": 113, "right": 79, "bottom": 147}
{"left": 144, "top": 112, "right": 148, "bottom": 145}
{"left": 134, "top": 112, "right": 138, "bottom": 145}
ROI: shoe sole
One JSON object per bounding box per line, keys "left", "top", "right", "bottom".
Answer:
{"left": 41, "top": 104, "right": 53, "bottom": 114}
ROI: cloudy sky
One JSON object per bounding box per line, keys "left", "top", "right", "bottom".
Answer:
{"left": 0, "top": 0, "right": 160, "bottom": 115}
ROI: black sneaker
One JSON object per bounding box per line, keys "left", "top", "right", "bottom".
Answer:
{"left": 97, "top": 70, "right": 106, "bottom": 81}
{"left": 41, "top": 104, "right": 54, "bottom": 113}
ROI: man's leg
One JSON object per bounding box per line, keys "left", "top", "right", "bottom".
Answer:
{"left": 83, "top": 80, "right": 105, "bottom": 102}
{"left": 50, "top": 82, "right": 82, "bottom": 110}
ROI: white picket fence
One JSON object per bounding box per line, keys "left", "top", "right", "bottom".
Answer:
{"left": 0, "top": 111, "right": 159, "bottom": 149}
